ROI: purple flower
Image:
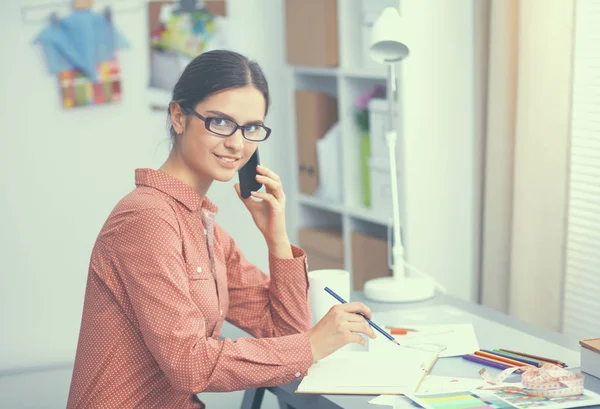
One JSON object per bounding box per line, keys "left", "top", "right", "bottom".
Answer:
{"left": 355, "top": 84, "right": 387, "bottom": 109}
{"left": 356, "top": 93, "right": 370, "bottom": 109}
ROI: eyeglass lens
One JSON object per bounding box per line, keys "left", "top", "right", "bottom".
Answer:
{"left": 209, "top": 118, "right": 267, "bottom": 141}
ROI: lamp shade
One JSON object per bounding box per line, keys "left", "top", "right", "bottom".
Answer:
{"left": 369, "top": 7, "right": 409, "bottom": 63}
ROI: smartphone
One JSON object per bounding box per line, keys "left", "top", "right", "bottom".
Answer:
{"left": 238, "top": 149, "right": 263, "bottom": 199}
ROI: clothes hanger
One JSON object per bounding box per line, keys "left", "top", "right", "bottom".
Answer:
{"left": 104, "top": 5, "right": 112, "bottom": 22}
{"left": 50, "top": 11, "right": 60, "bottom": 26}
{"left": 172, "top": 0, "right": 205, "bottom": 14}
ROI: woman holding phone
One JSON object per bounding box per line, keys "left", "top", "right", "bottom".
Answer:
{"left": 67, "top": 50, "right": 375, "bottom": 409}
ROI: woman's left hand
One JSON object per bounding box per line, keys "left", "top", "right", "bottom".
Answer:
{"left": 235, "top": 164, "right": 288, "bottom": 246}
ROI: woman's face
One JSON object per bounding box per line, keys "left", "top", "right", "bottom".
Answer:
{"left": 171, "top": 85, "right": 266, "bottom": 183}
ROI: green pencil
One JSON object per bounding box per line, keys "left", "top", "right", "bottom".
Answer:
{"left": 491, "top": 349, "right": 543, "bottom": 366}
{"left": 497, "top": 349, "right": 566, "bottom": 367}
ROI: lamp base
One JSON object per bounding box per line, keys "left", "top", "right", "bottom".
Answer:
{"left": 363, "top": 276, "right": 435, "bottom": 303}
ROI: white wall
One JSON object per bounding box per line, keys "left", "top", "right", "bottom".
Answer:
{"left": 0, "top": 0, "right": 289, "bottom": 372}
{"left": 399, "top": 1, "right": 479, "bottom": 301}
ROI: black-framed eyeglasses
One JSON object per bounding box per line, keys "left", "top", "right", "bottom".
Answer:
{"left": 183, "top": 107, "right": 271, "bottom": 142}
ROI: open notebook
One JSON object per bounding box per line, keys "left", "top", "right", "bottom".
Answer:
{"left": 296, "top": 346, "right": 438, "bottom": 395}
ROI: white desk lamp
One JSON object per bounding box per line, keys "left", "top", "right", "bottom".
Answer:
{"left": 363, "top": 7, "right": 444, "bottom": 302}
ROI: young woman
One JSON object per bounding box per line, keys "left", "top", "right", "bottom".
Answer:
{"left": 67, "top": 50, "right": 375, "bottom": 409}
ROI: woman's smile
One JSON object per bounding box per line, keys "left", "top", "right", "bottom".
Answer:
{"left": 213, "top": 152, "right": 240, "bottom": 169}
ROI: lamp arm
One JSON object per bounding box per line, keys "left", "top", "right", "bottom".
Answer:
{"left": 386, "top": 63, "right": 405, "bottom": 280}
{"left": 386, "top": 129, "right": 405, "bottom": 280}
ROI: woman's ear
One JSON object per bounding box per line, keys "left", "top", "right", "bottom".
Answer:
{"left": 169, "top": 102, "right": 186, "bottom": 135}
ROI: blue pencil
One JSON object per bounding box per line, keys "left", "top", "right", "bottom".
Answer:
{"left": 462, "top": 354, "right": 517, "bottom": 371}
{"left": 323, "top": 286, "right": 400, "bottom": 346}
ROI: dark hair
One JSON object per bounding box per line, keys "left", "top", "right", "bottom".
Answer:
{"left": 168, "top": 50, "right": 270, "bottom": 141}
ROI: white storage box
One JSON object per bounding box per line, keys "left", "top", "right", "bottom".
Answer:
{"left": 368, "top": 98, "right": 400, "bottom": 160}
{"left": 581, "top": 338, "right": 600, "bottom": 380}
{"left": 315, "top": 123, "right": 343, "bottom": 204}
{"left": 369, "top": 157, "right": 402, "bottom": 220}
{"left": 361, "top": 0, "right": 400, "bottom": 70}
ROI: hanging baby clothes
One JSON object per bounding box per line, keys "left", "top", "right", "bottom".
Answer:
{"left": 34, "top": 8, "right": 129, "bottom": 109}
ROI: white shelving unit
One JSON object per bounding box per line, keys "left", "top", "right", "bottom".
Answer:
{"left": 285, "top": 0, "right": 397, "bottom": 284}
{"left": 283, "top": 0, "right": 481, "bottom": 302}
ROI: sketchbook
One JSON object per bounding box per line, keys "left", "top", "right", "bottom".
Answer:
{"left": 296, "top": 347, "right": 438, "bottom": 395}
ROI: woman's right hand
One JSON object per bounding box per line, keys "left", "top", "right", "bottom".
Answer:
{"left": 305, "top": 302, "right": 377, "bottom": 361}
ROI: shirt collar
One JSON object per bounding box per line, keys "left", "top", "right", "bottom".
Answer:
{"left": 134, "top": 168, "right": 219, "bottom": 214}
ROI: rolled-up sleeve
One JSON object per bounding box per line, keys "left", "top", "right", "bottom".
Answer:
{"left": 215, "top": 224, "right": 312, "bottom": 338}
{"left": 109, "top": 209, "right": 313, "bottom": 393}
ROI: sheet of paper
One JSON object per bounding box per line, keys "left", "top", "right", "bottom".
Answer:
{"left": 296, "top": 348, "right": 438, "bottom": 395}
{"left": 417, "top": 375, "right": 489, "bottom": 394}
{"left": 371, "top": 308, "right": 581, "bottom": 368}
{"left": 368, "top": 376, "right": 491, "bottom": 406}
{"left": 369, "top": 324, "right": 480, "bottom": 358}
{"left": 409, "top": 388, "right": 600, "bottom": 409}
{"left": 369, "top": 395, "right": 422, "bottom": 407}
{"left": 408, "top": 390, "right": 514, "bottom": 409}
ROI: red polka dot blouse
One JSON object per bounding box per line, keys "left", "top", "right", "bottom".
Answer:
{"left": 67, "top": 169, "right": 314, "bottom": 409}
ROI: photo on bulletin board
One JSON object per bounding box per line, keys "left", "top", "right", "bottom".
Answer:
{"left": 147, "top": 0, "right": 228, "bottom": 108}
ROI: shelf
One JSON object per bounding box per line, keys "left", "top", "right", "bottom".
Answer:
{"left": 297, "top": 194, "right": 344, "bottom": 213}
{"left": 292, "top": 65, "right": 338, "bottom": 77}
{"left": 346, "top": 206, "right": 392, "bottom": 226}
{"left": 298, "top": 194, "right": 392, "bottom": 226}
{"left": 288, "top": 0, "right": 406, "bottom": 291}
{"left": 342, "top": 67, "right": 387, "bottom": 80}
{"left": 291, "top": 65, "right": 387, "bottom": 80}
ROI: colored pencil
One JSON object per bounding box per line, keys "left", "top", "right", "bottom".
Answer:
{"left": 499, "top": 349, "right": 566, "bottom": 367}
{"left": 323, "top": 287, "right": 401, "bottom": 346}
{"left": 385, "top": 326, "right": 418, "bottom": 331}
{"left": 488, "top": 349, "right": 543, "bottom": 367}
{"left": 385, "top": 326, "right": 418, "bottom": 335}
{"left": 472, "top": 352, "right": 523, "bottom": 368}
{"left": 475, "top": 351, "right": 534, "bottom": 368}
{"left": 389, "top": 328, "right": 418, "bottom": 335}
{"left": 462, "top": 354, "right": 519, "bottom": 371}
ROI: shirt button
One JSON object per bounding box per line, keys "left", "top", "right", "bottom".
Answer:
{"left": 203, "top": 228, "right": 208, "bottom": 235}
{"left": 197, "top": 267, "right": 202, "bottom": 273}
{"left": 220, "top": 309, "right": 223, "bottom": 316}
{"left": 295, "top": 371, "right": 301, "bottom": 378}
